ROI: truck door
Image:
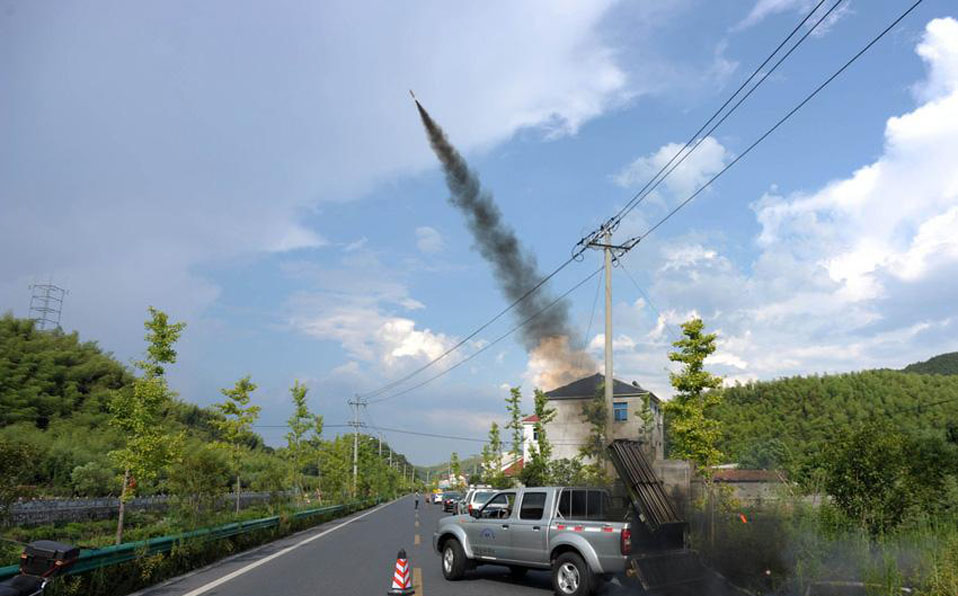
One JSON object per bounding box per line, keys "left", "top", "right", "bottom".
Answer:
{"left": 466, "top": 491, "right": 516, "bottom": 561}
{"left": 510, "top": 490, "right": 550, "bottom": 564}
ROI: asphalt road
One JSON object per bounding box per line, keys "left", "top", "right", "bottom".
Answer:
{"left": 131, "top": 494, "right": 640, "bottom": 596}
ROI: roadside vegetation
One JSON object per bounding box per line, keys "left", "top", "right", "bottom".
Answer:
{"left": 664, "top": 319, "right": 958, "bottom": 595}
{"left": 0, "top": 311, "right": 415, "bottom": 565}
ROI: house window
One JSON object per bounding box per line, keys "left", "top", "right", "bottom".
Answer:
{"left": 533, "top": 428, "right": 539, "bottom": 441}
{"left": 613, "top": 402, "right": 628, "bottom": 421}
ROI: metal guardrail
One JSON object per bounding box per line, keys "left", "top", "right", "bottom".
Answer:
{"left": 0, "top": 497, "right": 381, "bottom": 581}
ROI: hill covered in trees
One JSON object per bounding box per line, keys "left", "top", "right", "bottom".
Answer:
{"left": 0, "top": 313, "right": 414, "bottom": 503}
{"left": 903, "top": 351, "right": 958, "bottom": 375}
{"left": 713, "top": 368, "right": 958, "bottom": 475}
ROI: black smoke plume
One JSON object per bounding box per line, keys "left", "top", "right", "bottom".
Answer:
{"left": 414, "top": 99, "right": 595, "bottom": 388}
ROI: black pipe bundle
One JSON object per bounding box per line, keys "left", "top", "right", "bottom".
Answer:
{"left": 608, "top": 439, "right": 682, "bottom": 532}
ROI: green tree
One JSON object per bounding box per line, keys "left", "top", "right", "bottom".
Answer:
{"left": 578, "top": 383, "right": 611, "bottom": 486}
{"left": 70, "top": 462, "right": 115, "bottom": 497}
{"left": 449, "top": 452, "right": 463, "bottom": 490}
{"left": 0, "top": 313, "right": 132, "bottom": 428}
{"left": 109, "top": 307, "right": 185, "bottom": 544}
{"left": 521, "top": 389, "right": 557, "bottom": 487}
{"left": 505, "top": 387, "right": 524, "bottom": 464}
{"left": 310, "top": 411, "right": 324, "bottom": 500}
{"left": 665, "top": 317, "right": 724, "bottom": 478}
{"left": 637, "top": 393, "right": 655, "bottom": 438}
{"left": 168, "top": 442, "right": 230, "bottom": 527}
{"left": 319, "top": 435, "right": 352, "bottom": 502}
{"left": 483, "top": 422, "right": 507, "bottom": 487}
{"left": 480, "top": 444, "right": 493, "bottom": 479}
{"left": 550, "top": 457, "right": 586, "bottom": 486}
{"left": 821, "top": 422, "right": 913, "bottom": 536}
{"left": 213, "top": 375, "right": 261, "bottom": 514}
{"left": 285, "top": 380, "right": 313, "bottom": 500}
{"left": 0, "top": 438, "right": 39, "bottom": 521}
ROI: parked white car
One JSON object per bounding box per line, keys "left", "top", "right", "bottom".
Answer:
{"left": 457, "top": 488, "right": 497, "bottom": 516}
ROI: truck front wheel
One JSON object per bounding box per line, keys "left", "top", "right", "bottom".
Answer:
{"left": 441, "top": 538, "right": 466, "bottom": 581}
{"left": 552, "top": 552, "right": 593, "bottom": 596}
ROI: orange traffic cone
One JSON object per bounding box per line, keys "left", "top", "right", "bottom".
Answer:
{"left": 388, "top": 549, "right": 415, "bottom": 595}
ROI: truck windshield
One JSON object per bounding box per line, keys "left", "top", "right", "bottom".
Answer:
{"left": 556, "top": 489, "right": 613, "bottom": 521}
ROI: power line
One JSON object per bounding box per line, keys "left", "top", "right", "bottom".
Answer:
{"left": 607, "top": 0, "right": 846, "bottom": 232}
{"left": 582, "top": 265, "right": 603, "bottom": 347}
{"left": 368, "top": 265, "right": 604, "bottom": 405}
{"left": 578, "top": 0, "right": 835, "bottom": 249}
{"left": 356, "top": 254, "right": 579, "bottom": 401}
{"left": 253, "top": 423, "right": 353, "bottom": 429}
{"left": 366, "top": 424, "right": 487, "bottom": 443}
{"left": 350, "top": 0, "right": 842, "bottom": 405}
{"left": 636, "top": 0, "right": 925, "bottom": 242}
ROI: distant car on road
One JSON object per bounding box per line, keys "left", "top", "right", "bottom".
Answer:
{"left": 441, "top": 491, "right": 462, "bottom": 512}
{"left": 432, "top": 492, "right": 443, "bottom": 504}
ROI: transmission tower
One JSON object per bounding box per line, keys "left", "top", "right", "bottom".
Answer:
{"left": 28, "top": 283, "right": 67, "bottom": 331}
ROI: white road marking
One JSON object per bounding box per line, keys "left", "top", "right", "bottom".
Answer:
{"left": 179, "top": 501, "right": 393, "bottom": 596}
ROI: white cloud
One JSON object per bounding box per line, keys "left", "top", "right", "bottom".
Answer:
{"left": 343, "top": 237, "right": 369, "bottom": 253}
{"left": 610, "top": 19, "right": 958, "bottom": 394}
{"left": 283, "top": 248, "right": 455, "bottom": 372}
{"left": 415, "top": 226, "right": 444, "bottom": 254}
{"left": 614, "top": 136, "right": 730, "bottom": 198}
{"left": 735, "top": 0, "right": 850, "bottom": 33}
{"left": 660, "top": 244, "right": 719, "bottom": 271}
{"left": 0, "top": 0, "right": 640, "bottom": 358}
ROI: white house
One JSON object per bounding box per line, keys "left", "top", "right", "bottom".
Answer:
{"left": 528, "top": 373, "right": 664, "bottom": 463}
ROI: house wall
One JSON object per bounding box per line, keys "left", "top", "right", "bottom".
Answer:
{"left": 546, "top": 395, "right": 664, "bottom": 463}
{"left": 521, "top": 422, "right": 536, "bottom": 461}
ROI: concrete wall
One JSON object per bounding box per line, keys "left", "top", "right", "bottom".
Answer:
{"left": 651, "top": 460, "right": 788, "bottom": 509}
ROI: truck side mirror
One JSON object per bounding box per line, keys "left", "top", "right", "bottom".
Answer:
{"left": 469, "top": 509, "right": 481, "bottom": 518}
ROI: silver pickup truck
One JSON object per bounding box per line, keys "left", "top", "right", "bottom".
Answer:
{"left": 432, "top": 486, "right": 632, "bottom": 596}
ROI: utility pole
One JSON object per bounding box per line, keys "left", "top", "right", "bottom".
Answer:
{"left": 378, "top": 435, "right": 382, "bottom": 458}
{"left": 347, "top": 395, "right": 364, "bottom": 496}
{"left": 603, "top": 228, "right": 615, "bottom": 438}
{"left": 586, "top": 227, "right": 635, "bottom": 447}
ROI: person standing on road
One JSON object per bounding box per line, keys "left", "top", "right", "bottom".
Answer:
{"left": 414, "top": 491, "right": 419, "bottom": 510}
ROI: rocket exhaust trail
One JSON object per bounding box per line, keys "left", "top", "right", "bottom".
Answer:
{"left": 412, "top": 95, "right": 595, "bottom": 388}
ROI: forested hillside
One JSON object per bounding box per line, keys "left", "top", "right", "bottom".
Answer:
{"left": 713, "top": 368, "right": 958, "bottom": 474}
{"left": 0, "top": 313, "right": 413, "bottom": 501}
{"left": 903, "top": 351, "right": 958, "bottom": 375}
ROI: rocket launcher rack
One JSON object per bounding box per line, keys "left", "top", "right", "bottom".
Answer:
{"left": 607, "top": 439, "right": 683, "bottom": 533}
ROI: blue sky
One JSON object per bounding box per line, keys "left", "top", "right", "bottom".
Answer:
{"left": 3, "top": 1, "right": 957, "bottom": 465}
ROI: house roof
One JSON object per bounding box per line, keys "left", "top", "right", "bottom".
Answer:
{"left": 502, "top": 457, "right": 524, "bottom": 477}
{"left": 521, "top": 414, "right": 539, "bottom": 423}
{"left": 545, "top": 373, "right": 659, "bottom": 403}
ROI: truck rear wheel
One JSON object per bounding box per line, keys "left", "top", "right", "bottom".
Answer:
{"left": 441, "top": 538, "right": 466, "bottom": 581}
{"left": 552, "top": 552, "right": 593, "bottom": 596}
